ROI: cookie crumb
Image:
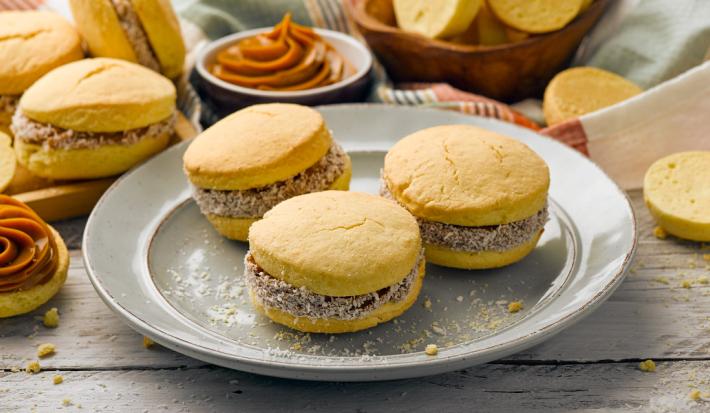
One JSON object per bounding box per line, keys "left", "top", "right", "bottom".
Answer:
{"left": 508, "top": 301, "right": 523, "bottom": 313}
{"left": 37, "top": 343, "right": 56, "bottom": 358}
{"left": 703, "top": 254, "right": 710, "bottom": 262}
{"left": 425, "top": 344, "right": 438, "bottom": 356}
{"left": 639, "top": 359, "right": 656, "bottom": 372}
{"left": 53, "top": 375, "right": 63, "bottom": 385}
{"left": 143, "top": 336, "right": 154, "bottom": 349}
{"left": 43, "top": 308, "right": 59, "bottom": 328}
{"left": 10, "top": 366, "right": 20, "bottom": 373}
{"left": 62, "top": 398, "right": 72, "bottom": 407}
{"left": 423, "top": 298, "right": 432, "bottom": 310}
{"left": 25, "top": 361, "right": 40, "bottom": 374}
{"left": 689, "top": 389, "right": 701, "bottom": 401}
{"left": 455, "top": 296, "right": 464, "bottom": 302}
{"left": 653, "top": 226, "right": 667, "bottom": 239}
{"left": 653, "top": 276, "right": 670, "bottom": 285}
{"left": 681, "top": 280, "right": 692, "bottom": 289}
{"left": 697, "top": 276, "right": 708, "bottom": 285}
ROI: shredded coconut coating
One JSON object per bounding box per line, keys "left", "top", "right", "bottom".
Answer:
{"left": 380, "top": 180, "right": 548, "bottom": 252}
{"left": 11, "top": 110, "right": 176, "bottom": 150}
{"left": 193, "top": 143, "right": 348, "bottom": 218}
{"left": 0, "top": 95, "right": 18, "bottom": 117}
{"left": 244, "top": 249, "right": 423, "bottom": 320}
{"left": 110, "top": 0, "right": 161, "bottom": 72}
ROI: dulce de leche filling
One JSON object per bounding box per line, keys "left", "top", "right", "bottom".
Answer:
{"left": 0, "top": 195, "right": 59, "bottom": 293}
{"left": 210, "top": 13, "right": 353, "bottom": 91}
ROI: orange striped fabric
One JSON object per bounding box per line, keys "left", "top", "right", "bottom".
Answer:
{"left": 540, "top": 119, "right": 589, "bottom": 155}
{"left": 0, "top": 0, "right": 43, "bottom": 11}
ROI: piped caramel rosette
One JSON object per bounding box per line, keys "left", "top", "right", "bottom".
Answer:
{"left": 0, "top": 195, "right": 68, "bottom": 318}
{"left": 211, "top": 13, "right": 353, "bottom": 91}
{"left": 0, "top": 195, "right": 59, "bottom": 292}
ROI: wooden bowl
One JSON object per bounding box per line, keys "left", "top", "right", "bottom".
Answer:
{"left": 346, "top": 0, "right": 608, "bottom": 102}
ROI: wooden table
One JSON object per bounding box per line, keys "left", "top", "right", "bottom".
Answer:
{"left": 1, "top": 190, "right": 708, "bottom": 412}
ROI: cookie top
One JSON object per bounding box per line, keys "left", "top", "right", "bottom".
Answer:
{"left": 543, "top": 67, "right": 642, "bottom": 125}
{"left": 20, "top": 58, "right": 176, "bottom": 132}
{"left": 383, "top": 125, "right": 549, "bottom": 226}
{"left": 248, "top": 191, "right": 421, "bottom": 297}
{"left": 183, "top": 104, "right": 332, "bottom": 190}
{"left": 0, "top": 11, "right": 83, "bottom": 95}
{"left": 488, "top": 0, "right": 583, "bottom": 34}
{"left": 644, "top": 151, "right": 710, "bottom": 241}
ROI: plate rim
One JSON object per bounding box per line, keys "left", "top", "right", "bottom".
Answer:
{"left": 82, "top": 103, "right": 637, "bottom": 380}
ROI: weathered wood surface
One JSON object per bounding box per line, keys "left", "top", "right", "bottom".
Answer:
{"left": 1, "top": 361, "right": 708, "bottom": 412}
{"left": 0, "top": 190, "right": 708, "bottom": 411}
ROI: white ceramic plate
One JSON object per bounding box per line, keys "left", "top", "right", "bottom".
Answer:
{"left": 83, "top": 105, "right": 636, "bottom": 381}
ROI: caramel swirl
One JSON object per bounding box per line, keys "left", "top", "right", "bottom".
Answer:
{"left": 211, "top": 13, "right": 353, "bottom": 91}
{"left": 0, "top": 195, "right": 58, "bottom": 293}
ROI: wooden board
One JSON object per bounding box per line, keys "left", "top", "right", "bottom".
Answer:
{"left": 6, "top": 112, "right": 198, "bottom": 222}
{"left": 0, "top": 190, "right": 709, "bottom": 411}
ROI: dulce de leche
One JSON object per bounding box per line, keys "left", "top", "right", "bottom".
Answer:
{"left": 0, "top": 195, "right": 59, "bottom": 293}
{"left": 211, "top": 13, "right": 354, "bottom": 91}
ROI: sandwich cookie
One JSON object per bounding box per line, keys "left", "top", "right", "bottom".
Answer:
{"left": 382, "top": 125, "right": 550, "bottom": 269}
{"left": 70, "top": 0, "right": 185, "bottom": 78}
{"left": 0, "top": 11, "right": 83, "bottom": 136}
{"left": 11, "top": 58, "right": 176, "bottom": 180}
{"left": 245, "top": 191, "right": 424, "bottom": 333}
{"left": 183, "top": 103, "right": 352, "bottom": 241}
{"left": 0, "top": 195, "right": 69, "bottom": 318}
{"left": 644, "top": 151, "right": 710, "bottom": 241}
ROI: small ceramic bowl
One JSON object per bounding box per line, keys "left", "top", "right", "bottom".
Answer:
{"left": 195, "top": 28, "right": 373, "bottom": 115}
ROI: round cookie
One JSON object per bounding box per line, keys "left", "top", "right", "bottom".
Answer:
{"left": 19, "top": 58, "right": 176, "bottom": 133}
{"left": 543, "top": 67, "right": 642, "bottom": 126}
{"left": 383, "top": 125, "right": 549, "bottom": 227}
{"left": 249, "top": 191, "right": 422, "bottom": 296}
{"left": 644, "top": 151, "right": 710, "bottom": 241}
{"left": 394, "top": 0, "right": 481, "bottom": 39}
{"left": 69, "top": 0, "right": 185, "bottom": 78}
{"left": 0, "top": 196, "right": 70, "bottom": 318}
{"left": 488, "top": 0, "right": 583, "bottom": 34}
{"left": 246, "top": 191, "right": 424, "bottom": 333}
{"left": 12, "top": 58, "right": 176, "bottom": 180}
{"left": 0, "top": 11, "right": 83, "bottom": 96}
{"left": 184, "top": 103, "right": 332, "bottom": 190}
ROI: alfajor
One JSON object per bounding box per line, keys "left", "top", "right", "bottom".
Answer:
{"left": 246, "top": 191, "right": 424, "bottom": 333}
{"left": 382, "top": 125, "right": 550, "bottom": 270}
{"left": 11, "top": 58, "right": 176, "bottom": 180}
{"left": 644, "top": 151, "right": 710, "bottom": 241}
{"left": 0, "top": 11, "right": 83, "bottom": 136}
{"left": 0, "top": 195, "right": 69, "bottom": 318}
{"left": 70, "top": 0, "right": 185, "bottom": 78}
{"left": 183, "top": 103, "right": 352, "bottom": 241}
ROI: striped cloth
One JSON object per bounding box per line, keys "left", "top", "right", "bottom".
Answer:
{"left": 0, "top": 0, "right": 43, "bottom": 10}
